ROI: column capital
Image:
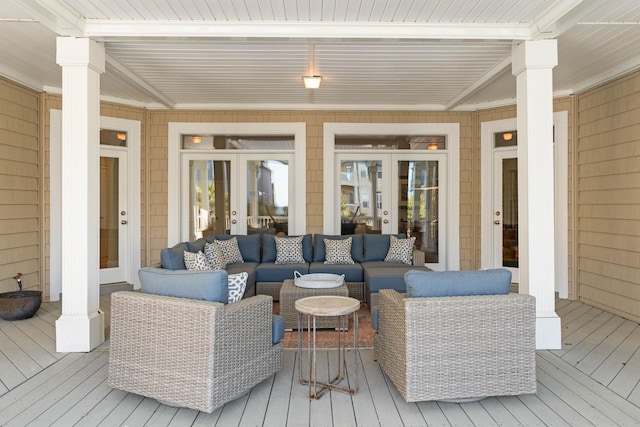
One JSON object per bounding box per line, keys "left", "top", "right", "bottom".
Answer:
{"left": 56, "top": 36, "right": 105, "bottom": 73}
{"left": 512, "top": 39, "right": 557, "bottom": 76}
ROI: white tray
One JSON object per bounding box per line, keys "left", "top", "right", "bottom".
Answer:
{"left": 293, "top": 272, "right": 345, "bottom": 289}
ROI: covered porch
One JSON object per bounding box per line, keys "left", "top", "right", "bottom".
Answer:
{"left": 1, "top": 296, "right": 639, "bottom": 426}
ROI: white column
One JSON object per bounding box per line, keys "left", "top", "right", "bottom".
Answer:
{"left": 55, "top": 37, "right": 105, "bottom": 352}
{"left": 512, "top": 40, "right": 561, "bottom": 350}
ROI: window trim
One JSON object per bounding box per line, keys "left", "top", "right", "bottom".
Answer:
{"left": 168, "top": 122, "right": 306, "bottom": 245}
{"left": 323, "top": 122, "right": 460, "bottom": 271}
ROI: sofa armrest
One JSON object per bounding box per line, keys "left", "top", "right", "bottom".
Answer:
{"left": 374, "top": 289, "right": 409, "bottom": 393}
{"left": 412, "top": 249, "right": 425, "bottom": 266}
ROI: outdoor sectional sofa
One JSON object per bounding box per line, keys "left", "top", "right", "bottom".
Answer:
{"left": 158, "top": 233, "right": 430, "bottom": 305}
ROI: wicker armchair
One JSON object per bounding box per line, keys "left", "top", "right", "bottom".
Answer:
{"left": 108, "top": 292, "right": 283, "bottom": 413}
{"left": 374, "top": 289, "right": 536, "bottom": 402}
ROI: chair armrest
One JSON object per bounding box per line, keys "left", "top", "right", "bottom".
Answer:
{"left": 375, "top": 289, "right": 409, "bottom": 392}
{"left": 217, "top": 295, "right": 276, "bottom": 362}
{"left": 412, "top": 249, "right": 425, "bottom": 266}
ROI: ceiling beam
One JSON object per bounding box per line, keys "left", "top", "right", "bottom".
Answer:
{"left": 445, "top": 55, "right": 513, "bottom": 110}
{"left": 105, "top": 54, "right": 175, "bottom": 109}
{"left": 530, "top": 0, "right": 601, "bottom": 39}
{"left": 85, "top": 21, "right": 532, "bottom": 40}
{"left": 10, "top": 0, "right": 85, "bottom": 36}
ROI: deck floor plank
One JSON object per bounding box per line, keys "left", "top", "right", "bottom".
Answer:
{"left": 607, "top": 338, "right": 640, "bottom": 399}
{"left": 591, "top": 324, "right": 640, "bottom": 387}
{"left": 28, "top": 360, "right": 110, "bottom": 427}
{"left": 477, "top": 397, "right": 520, "bottom": 426}
{"left": 1, "top": 321, "right": 58, "bottom": 368}
{"left": 0, "top": 352, "right": 107, "bottom": 427}
{"left": 576, "top": 319, "right": 638, "bottom": 377}
{"left": 538, "top": 352, "right": 640, "bottom": 425}
{"left": 1, "top": 298, "right": 640, "bottom": 426}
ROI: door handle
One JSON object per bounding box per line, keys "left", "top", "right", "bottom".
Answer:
{"left": 121, "top": 220, "right": 128, "bottom": 225}
{"left": 494, "top": 220, "right": 500, "bottom": 225}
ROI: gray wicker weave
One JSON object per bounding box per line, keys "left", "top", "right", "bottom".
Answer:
{"left": 374, "top": 289, "right": 536, "bottom": 402}
{"left": 108, "top": 292, "right": 283, "bottom": 413}
{"left": 279, "top": 279, "right": 349, "bottom": 329}
{"left": 258, "top": 280, "right": 365, "bottom": 302}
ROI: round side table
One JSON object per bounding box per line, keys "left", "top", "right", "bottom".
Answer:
{"left": 295, "top": 295, "right": 360, "bottom": 399}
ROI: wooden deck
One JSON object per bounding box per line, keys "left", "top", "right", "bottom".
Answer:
{"left": 1, "top": 296, "right": 640, "bottom": 426}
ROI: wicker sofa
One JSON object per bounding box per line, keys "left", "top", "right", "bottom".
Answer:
{"left": 108, "top": 291, "right": 283, "bottom": 413}
{"left": 374, "top": 269, "right": 536, "bottom": 402}
{"left": 160, "top": 233, "right": 429, "bottom": 304}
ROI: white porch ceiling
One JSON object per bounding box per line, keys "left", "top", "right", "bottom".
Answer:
{"left": 2, "top": 0, "right": 640, "bottom": 110}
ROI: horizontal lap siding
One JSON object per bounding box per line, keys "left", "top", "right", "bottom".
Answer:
{"left": 576, "top": 71, "right": 640, "bottom": 323}
{"left": 0, "top": 78, "right": 40, "bottom": 294}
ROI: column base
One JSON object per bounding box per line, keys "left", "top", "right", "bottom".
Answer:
{"left": 56, "top": 310, "right": 105, "bottom": 352}
{"left": 536, "top": 313, "right": 561, "bottom": 350}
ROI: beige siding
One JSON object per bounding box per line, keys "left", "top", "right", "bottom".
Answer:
{"left": 0, "top": 77, "right": 40, "bottom": 294}
{"left": 576, "top": 70, "right": 640, "bottom": 322}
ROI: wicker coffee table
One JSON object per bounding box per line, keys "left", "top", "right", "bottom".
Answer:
{"left": 279, "top": 278, "right": 349, "bottom": 330}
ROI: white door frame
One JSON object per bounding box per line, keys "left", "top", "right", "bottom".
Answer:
{"left": 50, "top": 110, "right": 141, "bottom": 298}
{"left": 98, "top": 146, "right": 129, "bottom": 284}
{"left": 168, "top": 122, "right": 306, "bottom": 245}
{"left": 480, "top": 112, "right": 568, "bottom": 297}
{"left": 323, "top": 122, "right": 460, "bottom": 271}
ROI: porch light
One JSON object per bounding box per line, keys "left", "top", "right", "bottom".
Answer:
{"left": 427, "top": 142, "right": 439, "bottom": 150}
{"left": 303, "top": 75, "right": 322, "bottom": 89}
{"left": 503, "top": 132, "right": 513, "bottom": 141}
{"left": 116, "top": 132, "right": 126, "bottom": 141}
{"left": 192, "top": 135, "right": 202, "bottom": 144}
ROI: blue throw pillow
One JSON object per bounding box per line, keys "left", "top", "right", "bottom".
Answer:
{"left": 404, "top": 268, "right": 511, "bottom": 298}
{"left": 139, "top": 267, "right": 229, "bottom": 303}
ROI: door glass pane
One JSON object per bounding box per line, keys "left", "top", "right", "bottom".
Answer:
{"left": 335, "top": 135, "right": 446, "bottom": 150}
{"left": 247, "top": 160, "right": 289, "bottom": 235}
{"left": 398, "top": 161, "right": 439, "bottom": 263}
{"left": 340, "top": 160, "right": 382, "bottom": 234}
{"left": 100, "top": 157, "right": 119, "bottom": 269}
{"left": 189, "top": 160, "right": 230, "bottom": 240}
{"left": 502, "top": 158, "right": 518, "bottom": 267}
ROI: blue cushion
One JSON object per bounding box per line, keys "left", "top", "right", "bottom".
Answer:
{"left": 160, "top": 242, "right": 189, "bottom": 270}
{"left": 313, "top": 234, "right": 364, "bottom": 263}
{"left": 139, "top": 267, "right": 229, "bottom": 303}
{"left": 255, "top": 262, "right": 309, "bottom": 282}
{"left": 370, "top": 306, "right": 379, "bottom": 331}
{"left": 272, "top": 315, "right": 285, "bottom": 344}
{"left": 308, "top": 262, "right": 364, "bottom": 282}
{"left": 365, "top": 267, "right": 415, "bottom": 293}
{"left": 404, "top": 269, "right": 512, "bottom": 298}
{"left": 186, "top": 238, "right": 207, "bottom": 253}
{"left": 262, "top": 233, "right": 313, "bottom": 263}
{"left": 362, "top": 234, "right": 406, "bottom": 262}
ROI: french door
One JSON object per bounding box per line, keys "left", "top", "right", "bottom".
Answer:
{"left": 180, "top": 152, "right": 293, "bottom": 240}
{"left": 334, "top": 152, "right": 447, "bottom": 270}
{"left": 493, "top": 148, "right": 519, "bottom": 282}
{"left": 99, "top": 147, "right": 129, "bottom": 284}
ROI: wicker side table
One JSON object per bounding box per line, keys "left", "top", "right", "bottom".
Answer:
{"left": 279, "top": 279, "right": 349, "bottom": 330}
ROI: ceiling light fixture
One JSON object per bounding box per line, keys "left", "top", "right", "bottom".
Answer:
{"left": 116, "top": 132, "right": 126, "bottom": 141}
{"left": 192, "top": 135, "right": 202, "bottom": 144}
{"left": 304, "top": 44, "right": 322, "bottom": 89}
{"left": 503, "top": 132, "right": 513, "bottom": 141}
{"left": 427, "top": 142, "right": 439, "bottom": 150}
{"left": 303, "top": 75, "right": 322, "bottom": 89}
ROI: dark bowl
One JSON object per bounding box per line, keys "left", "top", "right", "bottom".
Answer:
{"left": 0, "top": 290, "right": 42, "bottom": 320}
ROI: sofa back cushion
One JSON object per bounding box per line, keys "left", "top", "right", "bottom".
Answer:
{"left": 160, "top": 242, "right": 189, "bottom": 270}
{"left": 404, "top": 268, "right": 511, "bottom": 298}
{"left": 262, "top": 233, "right": 312, "bottom": 263}
{"left": 203, "top": 234, "right": 261, "bottom": 263}
{"left": 139, "top": 267, "right": 229, "bottom": 303}
{"left": 313, "top": 234, "right": 364, "bottom": 263}
{"left": 362, "top": 234, "right": 405, "bottom": 262}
